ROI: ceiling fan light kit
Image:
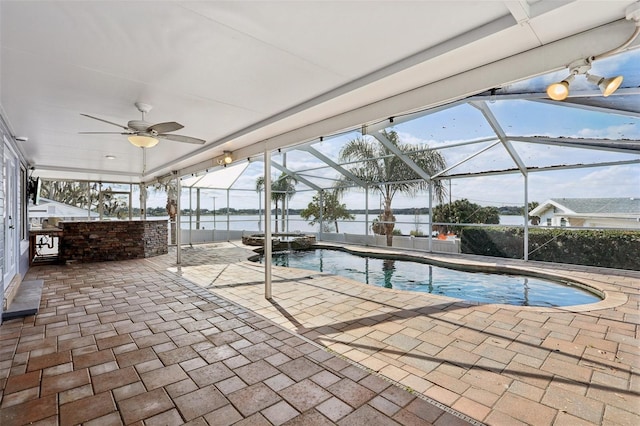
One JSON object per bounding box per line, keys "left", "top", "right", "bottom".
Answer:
{"left": 224, "top": 151, "right": 233, "bottom": 164}
{"left": 80, "top": 102, "right": 206, "bottom": 147}
{"left": 128, "top": 134, "right": 159, "bottom": 148}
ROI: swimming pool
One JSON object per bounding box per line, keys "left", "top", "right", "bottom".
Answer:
{"left": 257, "top": 249, "right": 601, "bottom": 307}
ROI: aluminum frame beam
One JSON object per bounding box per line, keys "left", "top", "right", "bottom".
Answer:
{"left": 437, "top": 158, "right": 640, "bottom": 180}
{"left": 370, "top": 132, "right": 433, "bottom": 182}
{"left": 529, "top": 98, "right": 640, "bottom": 118}
{"left": 471, "top": 101, "right": 528, "bottom": 176}
{"left": 271, "top": 161, "right": 322, "bottom": 191}
{"left": 431, "top": 140, "right": 501, "bottom": 179}
{"left": 468, "top": 87, "right": 640, "bottom": 103}
{"left": 509, "top": 136, "right": 640, "bottom": 154}
{"left": 300, "top": 146, "right": 367, "bottom": 188}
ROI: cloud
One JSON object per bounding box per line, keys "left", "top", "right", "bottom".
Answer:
{"left": 576, "top": 123, "right": 638, "bottom": 139}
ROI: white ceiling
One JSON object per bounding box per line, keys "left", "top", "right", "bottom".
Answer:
{"left": 1, "top": 1, "right": 638, "bottom": 183}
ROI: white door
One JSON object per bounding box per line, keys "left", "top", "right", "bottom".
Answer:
{"left": 3, "top": 143, "right": 19, "bottom": 288}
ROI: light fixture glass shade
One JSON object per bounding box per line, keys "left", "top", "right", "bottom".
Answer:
{"left": 128, "top": 135, "right": 159, "bottom": 148}
{"left": 546, "top": 81, "right": 570, "bottom": 101}
{"left": 223, "top": 151, "right": 233, "bottom": 164}
{"left": 599, "top": 75, "right": 623, "bottom": 97}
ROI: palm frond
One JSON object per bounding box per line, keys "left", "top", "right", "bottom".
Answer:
{"left": 338, "top": 132, "right": 448, "bottom": 204}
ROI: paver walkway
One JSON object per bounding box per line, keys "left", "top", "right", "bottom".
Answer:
{"left": 0, "top": 244, "right": 473, "bottom": 425}
{"left": 161, "top": 242, "right": 640, "bottom": 425}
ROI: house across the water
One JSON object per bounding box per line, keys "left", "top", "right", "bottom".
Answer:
{"left": 28, "top": 198, "right": 98, "bottom": 228}
{"left": 530, "top": 198, "right": 640, "bottom": 229}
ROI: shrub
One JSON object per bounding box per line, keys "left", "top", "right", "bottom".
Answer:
{"left": 461, "top": 227, "right": 640, "bottom": 270}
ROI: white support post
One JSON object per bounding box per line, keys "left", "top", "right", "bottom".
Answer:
{"left": 258, "top": 189, "right": 262, "bottom": 232}
{"left": 524, "top": 174, "right": 529, "bottom": 261}
{"left": 189, "top": 187, "right": 193, "bottom": 246}
{"left": 176, "top": 173, "right": 182, "bottom": 265}
{"left": 128, "top": 184, "right": 133, "bottom": 220}
{"left": 196, "top": 188, "right": 200, "bottom": 230}
{"left": 264, "top": 151, "right": 273, "bottom": 300}
{"left": 98, "top": 182, "right": 103, "bottom": 220}
{"left": 319, "top": 191, "right": 323, "bottom": 241}
{"left": 227, "top": 189, "right": 230, "bottom": 241}
{"left": 428, "top": 182, "right": 433, "bottom": 252}
{"left": 87, "top": 183, "right": 92, "bottom": 220}
{"left": 365, "top": 185, "right": 369, "bottom": 240}
{"left": 140, "top": 184, "right": 146, "bottom": 220}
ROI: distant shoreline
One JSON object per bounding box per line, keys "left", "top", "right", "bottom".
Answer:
{"left": 147, "top": 206, "right": 527, "bottom": 217}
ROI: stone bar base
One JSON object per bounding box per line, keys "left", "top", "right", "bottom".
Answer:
{"left": 59, "top": 220, "right": 167, "bottom": 263}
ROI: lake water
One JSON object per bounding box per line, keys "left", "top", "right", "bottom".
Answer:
{"left": 178, "top": 214, "right": 524, "bottom": 234}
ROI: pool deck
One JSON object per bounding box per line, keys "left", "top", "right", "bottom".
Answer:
{"left": 1, "top": 241, "right": 639, "bottom": 425}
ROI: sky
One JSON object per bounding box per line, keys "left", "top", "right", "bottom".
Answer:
{"left": 148, "top": 49, "right": 640, "bottom": 212}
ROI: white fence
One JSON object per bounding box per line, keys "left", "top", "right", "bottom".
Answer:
{"left": 320, "top": 233, "right": 460, "bottom": 254}
{"left": 180, "top": 228, "right": 460, "bottom": 254}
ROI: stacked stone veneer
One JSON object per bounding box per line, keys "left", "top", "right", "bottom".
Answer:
{"left": 59, "top": 220, "right": 168, "bottom": 263}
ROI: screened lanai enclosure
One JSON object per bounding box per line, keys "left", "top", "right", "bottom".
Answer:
{"left": 169, "top": 47, "right": 640, "bottom": 266}
{"left": 35, "top": 47, "right": 640, "bottom": 270}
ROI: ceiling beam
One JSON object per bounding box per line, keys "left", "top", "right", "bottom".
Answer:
{"left": 366, "top": 99, "right": 469, "bottom": 134}
{"left": 35, "top": 164, "right": 142, "bottom": 180}
{"left": 504, "top": 1, "right": 531, "bottom": 23}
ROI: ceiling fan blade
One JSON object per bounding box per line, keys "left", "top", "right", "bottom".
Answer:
{"left": 158, "top": 134, "right": 206, "bottom": 144}
{"left": 79, "top": 131, "right": 132, "bottom": 135}
{"left": 80, "top": 113, "right": 130, "bottom": 130}
{"left": 147, "top": 121, "right": 184, "bottom": 134}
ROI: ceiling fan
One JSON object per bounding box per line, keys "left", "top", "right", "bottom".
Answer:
{"left": 80, "top": 102, "right": 206, "bottom": 148}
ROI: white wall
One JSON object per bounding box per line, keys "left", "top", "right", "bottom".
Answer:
{"left": 538, "top": 211, "right": 640, "bottom": 229}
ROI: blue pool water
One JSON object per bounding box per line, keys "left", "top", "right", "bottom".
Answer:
{"left": 259, "top": 249, "right": 600, "bottom": 307}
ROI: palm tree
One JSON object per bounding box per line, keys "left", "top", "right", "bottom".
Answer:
{"left": 41, "top": 180, "right": 123, "bottom": 216}
{"left": 339, "top": 129, "right": 446, "bottom": 246}
{"left": 255, "top": 173, "right": 297, "bottom": 233}
{"left": 152, "top": 180, "right": 178, "bottom": 244}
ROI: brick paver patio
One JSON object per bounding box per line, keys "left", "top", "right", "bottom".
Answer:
{"left": 0, "top": 244, "right": 474, "bottom": 425}
{"left": 1, "top": 241, "right": 638, "bottom": 425}
{"left": 158, "top": 242, "right": 639, "bottom": 425}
